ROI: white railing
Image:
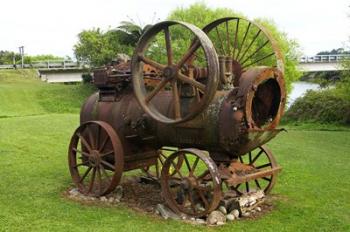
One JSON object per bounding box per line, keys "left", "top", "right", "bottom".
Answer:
{"left": 300, "top": 54, "right": 350, "bottom": 63}
{"left": 0, "top": 60, "right": 90, "bottom": 69}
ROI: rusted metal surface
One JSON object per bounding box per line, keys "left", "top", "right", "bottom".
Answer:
{"left": 69, "top": 17, "right": 287, "bottom": 216}
{"left": 131, "top": 20, "right": 219, "bottom": 124}
{"left": 68, "top": 121, "right": 124, "bottom": 196}
{"left": 160, "top": 149, "right": 222, "bottom": 217}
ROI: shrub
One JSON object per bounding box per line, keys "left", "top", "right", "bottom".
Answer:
{"left": 284, "top": 89, "right": 350, "bottom": 125}
{"left": 82, "top": 73, "right": 93, "bottom": 84}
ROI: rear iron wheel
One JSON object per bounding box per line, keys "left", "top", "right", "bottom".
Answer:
{"left": 161, "top": 149, "right": 222, "bottom": 217}
{"left": 227, "top": 145, "right": 278, "bottom": 195}
{"left": 68, "top": 121, "right": 124, "bottom": 197}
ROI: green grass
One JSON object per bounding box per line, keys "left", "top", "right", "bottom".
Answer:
{"left": 0, "top": 69, "right": 95, "bottom": 117}
{"left": 0, "top": 70, "right": 349, "bottom": 231}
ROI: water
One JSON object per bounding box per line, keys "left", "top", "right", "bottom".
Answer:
{"left": 287, "top": 81, "right": 320, "bottom": 108}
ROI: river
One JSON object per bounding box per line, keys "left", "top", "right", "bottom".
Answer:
{"left": 287, "top": 81, "right": 320, "bottom": 108}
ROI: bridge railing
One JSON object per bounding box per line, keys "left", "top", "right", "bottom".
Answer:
{"left": 300, "top": 54, "right": 350, "bottom": 63}
{"left": 0, "top": 60, "right": 90, "bottom": 70}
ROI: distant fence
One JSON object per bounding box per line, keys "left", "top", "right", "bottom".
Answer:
{"left": 300, "top": 54, "right": 350, "bottom": 63}
{"left": 0, "top": 60, "right": 90, "bottom": 70}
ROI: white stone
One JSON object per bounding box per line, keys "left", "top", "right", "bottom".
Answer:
{"left": 231, "top": 209, "right": 240, "bottom": 218}
{"left": 155, "top": 204, "right": 180, "bottom": 220}
{"left": 242, "top": 212, "right": 250, "bottom": 217}
{"left": 69, "top": 188, "right": 79, "bottom": 196}
{"left": 218, "top": 206, "right": 227, "bottom": 215}
{"left": 238, "top": 197, "right": 249, "bottom": 207}
{"left": 195, "top": 218, "right": 206, "bottom": 224}
{"left": 207, "top": 211, "right": 226, "bottom": 225}
{"left": 226, "top": 214, "right": 235, "bottom": 221}
{"left": 217, "top": 221, "right": 225, "bottom": 226}
{"left": 100, "top": 196, "right": 107, "bottom": 202}
{"left": 256, "top": 206, "right": 262, "bottom": 212}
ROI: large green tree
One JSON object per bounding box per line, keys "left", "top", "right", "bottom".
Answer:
{"left": 74, "top": 22, "right": 150, "bottom": 67}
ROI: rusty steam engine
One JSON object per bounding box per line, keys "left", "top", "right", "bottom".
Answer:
{"left": 68, "top": 17, "right": 286, "bottom": 217}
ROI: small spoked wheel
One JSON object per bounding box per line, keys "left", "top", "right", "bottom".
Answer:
{"left": 68, "top": 121, "right": 124, "bottom": 197}
{"left": 161, "top": 149, "right": 221, "bottom": 217}
{"left": 229, "top": 145, "right": 277, "bottom": 195}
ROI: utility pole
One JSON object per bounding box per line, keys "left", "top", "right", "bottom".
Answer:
{"left": 18, "top": 46, "right": 24, "bottom": 68}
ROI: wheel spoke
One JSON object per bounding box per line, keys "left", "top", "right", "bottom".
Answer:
{"left": 238, "top": 155, "right": 243, "bottom": 163}
{"left": 170, "top": 160, "right": 183, "bottom": 178}
{"left": 245, "top": 182, "right": 250, "bottom": 193}
{"left": 77, "top": 133, "right": 92, "bottom": 152}
{"left": 232, "top": 18, "right": 240, "bottom": 58}
{"left": 79, "top": 166, "right": 92, "bottom": 183}
{"left": 197, "top": 170, "right": 210, "bottom": 181}
{"left": 164, "top": 26, "right": 173, "bottom": 65}
{"left": 249, "top": 152, "right": 252, "bottom": 164}
{"left": 177, "top": 72, "right": 205, "bottom": 91}
{"left": 231, "top": 183, "right": 242, "bottom": 194}
{"left": 72, "top": 147, "right": 90, "bottom": 157}
{"left": 183, "top": 154, "right": 192, "bottom": 173}
{"left": 236, "top": 22, "right": 251, "bottom": 59}
{"left": 250, "top": 149, "right": 263, "bottom": 164}
{"left": 101, "top": 160, "right": 116, "bottom": 171}
{"left": 262, "top": 177, "right": 272, "bottom": 182}
{"left": 145, "top": 78, "right": 169, "bottom": 103}
{"left": 138, "top": 54, "right": 165, "bottom": 71}
{"left": 255, "top": 163, "right": 271, "bottom": 169}
{"left": 73, "top": 161, "right": 88, "bottom": 168}
{"left": 98, "top": 135, "right": 109, "bottom": 152}
{"left": 238, "top": 29, "right": 261, "bottom": 62}
{"left": 100, "top": 150, "right": 114, "bottom": 157}
{"left": 190, "top": 157, "right": 200, "bottom": 175}
{"left": 240, "top": 40, "right": 270, "bottom": 65}
{"left": 255, "top": 179, "right": 261, "bottom": 189}
{"left": 215, "top": 27, "right": 226, "bottom": 54}
{"left": 97, "top": 167, "right": 102, "bottom": 195}
{"left": 171, "top": 80, "right": 181, "bottom": 119}
{"left": 196, "top": 188, "right": 209, "bottom": 209}
{"left": 242, "top": 52, "right": 275, "bottom": 69}
{"left": 176, "top": 40, "right": 201, "bottom": 68}
{"left": 187, "top": 191, "right": 197, "bottom": 213}
{"left": 86, "top": 127, "right": 95, "bottom": 150}
{"left": 100, "top": 164, "right": 111, "bottom": 182}
{"left": 88, "top": 168, "right": 97, "bottom": 193}
{"left": 226, "top": 20, "right": 230, "bottom": 55}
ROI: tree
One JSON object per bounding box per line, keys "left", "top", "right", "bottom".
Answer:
{"left": 74, "top": 22, "right": 150, "bottom": 67}
{"left": 167, "top": 3, "right": 301, "bottom": 92}
{"left": 0, "top": 51, "right": 20, "bottom": 65}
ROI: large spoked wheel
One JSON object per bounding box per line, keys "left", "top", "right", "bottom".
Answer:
{"left": 68, "top": 121, "right": 124, "bottom": 197}
{"left": 230, "top": 145, "right": 277, "bottom": 195}
{"left": 132, "top": 21, "right": 219, "bottom": 124}
{"left": 161, "top": 149, "right": 222, "bottom": 217}
{"left": 202, "top": 17, "right": 284, "bottom": 83}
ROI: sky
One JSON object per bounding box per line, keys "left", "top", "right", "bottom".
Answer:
{"left": 1, "top": 0, "right": 349, "bottom": 58}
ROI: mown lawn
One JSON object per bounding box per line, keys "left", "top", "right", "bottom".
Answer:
{"left": 0, "top": 70, "right": 349, "bottom": 231}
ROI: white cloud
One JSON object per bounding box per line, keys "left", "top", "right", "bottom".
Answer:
{"left": 0, "top": 0, "right": 349, "bottom": 57}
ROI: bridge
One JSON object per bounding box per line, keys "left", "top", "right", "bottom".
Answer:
{"left": 0, "top": 60, "right": 90, "bottom": 83}
{"left": 297, "top": 54, "right": 349, "bottom": 72}
{"left": 0, "top": 55, "right": 349, "bottom": 83}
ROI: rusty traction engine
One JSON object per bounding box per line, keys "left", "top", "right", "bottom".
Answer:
{"left": 68, "top": 17, "right": 286, "bottom": 217}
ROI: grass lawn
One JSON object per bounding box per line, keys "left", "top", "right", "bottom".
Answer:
{"left": 0, "top": 70, "right": 349, "bottom": 231}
